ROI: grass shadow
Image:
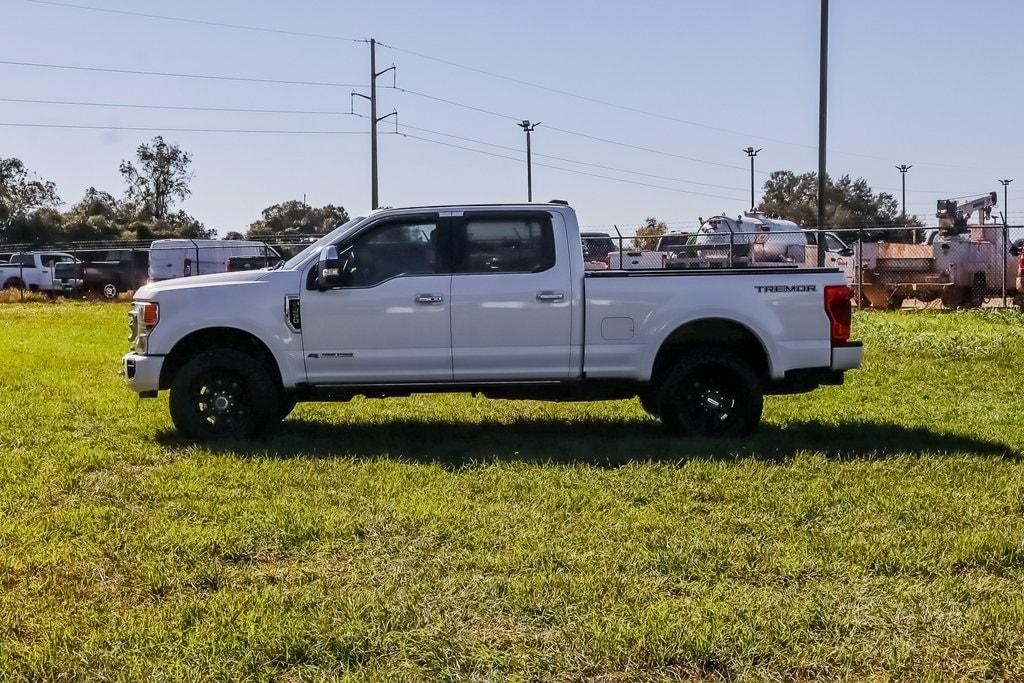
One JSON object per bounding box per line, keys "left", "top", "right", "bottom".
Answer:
{"left": 156, "top": 416, "right": 1020, "bottom": 467}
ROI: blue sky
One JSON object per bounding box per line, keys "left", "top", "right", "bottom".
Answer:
{"left": 3, "top": 0, "right": 1022, "bottom": 235}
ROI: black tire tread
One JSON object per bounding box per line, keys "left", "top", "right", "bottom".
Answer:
{"left": 168, "top": 348, "right": 280, "bottom": 441}
{"left": 656, "top": 347, "right": 763, "bottom": 437}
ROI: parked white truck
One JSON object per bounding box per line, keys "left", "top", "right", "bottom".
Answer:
{"left": 0, "top": 251, "right": 79, "bottom": 291}
{"left": 123, "top": 203, "right": 862, "bottom": 441}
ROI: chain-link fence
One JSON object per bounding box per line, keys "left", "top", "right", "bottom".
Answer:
{"left": 0, "top": 238, "right": 309, "bottom": 301}
{"left": 2, "top": 222, "right": 1023, "bottom": 310}
{"left": 583, "top": 222, "right": 1024, "bottom": 310}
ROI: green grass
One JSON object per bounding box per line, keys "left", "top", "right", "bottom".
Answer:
{"left": 1, "top": 303, "right": 1023, "bottom": 680}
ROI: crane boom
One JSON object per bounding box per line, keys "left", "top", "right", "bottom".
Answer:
{"left": 936, "top": 192, "right": 998, "bottom": 233}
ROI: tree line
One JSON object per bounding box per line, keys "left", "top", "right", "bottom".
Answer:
{"left": 3, "top": 136, "right": 916, "bottom": 246}
{"left": 1, "top": 136, "right": 349, "bottom": 245}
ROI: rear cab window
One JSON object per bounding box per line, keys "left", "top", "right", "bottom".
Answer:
{"left": 456, "top": 213, "right": 556, "bottom": 274}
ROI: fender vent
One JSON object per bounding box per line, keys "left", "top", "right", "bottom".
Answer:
{"left": 285, "top": 295, "right": 301, "bottom": 332}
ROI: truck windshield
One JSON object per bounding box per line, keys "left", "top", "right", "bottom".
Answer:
{"left": 280, "top": 216, "right": 366, "bottom": 270}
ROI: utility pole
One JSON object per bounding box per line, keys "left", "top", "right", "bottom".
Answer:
{"left": 517, "top": 120, "right": 540, "bottom": 202}
{"left": 352, "top": 39, "right": 396, "bottom": 210}
{"left": 816, "top": 0, "right": 828, "bottom": 266}
{"left": 896, "top": 164, "right": 912, "bottom": 240}
{"left": 743, "top": 147, "right": 762, "bottom": 211}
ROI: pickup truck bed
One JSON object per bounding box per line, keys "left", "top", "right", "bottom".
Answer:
{"left": 123, "top": 203, "right": 862, "bottom": 442}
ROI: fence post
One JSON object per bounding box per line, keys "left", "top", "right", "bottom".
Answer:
{"left": 728, "top": 222, "right": 735, "bottom": 268}
{"left": 857, "top": 228, "right": 864, "bottom": 307}
{"left": 611, "top": 225, "right": 624, "bottom": 269}
{"left": 1003, "top": 223, "right": 1008, "bottom": 308}
{"left": 18, "top": 251, "right": 24, "bottom": 301}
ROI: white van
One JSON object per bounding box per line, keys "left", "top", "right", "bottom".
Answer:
{"left": 148, "top": 240, "right": 277, "bottom": 281}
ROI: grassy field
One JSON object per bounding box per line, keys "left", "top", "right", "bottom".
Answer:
{"left": 1, "top": 303, "right": 1023, "bottom": 681}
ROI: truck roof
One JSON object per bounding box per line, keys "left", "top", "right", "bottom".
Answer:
{"left": 369, "top": 202, "right": 572, "bottom": 214}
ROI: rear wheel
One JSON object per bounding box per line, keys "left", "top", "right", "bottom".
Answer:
{"left": 3, "top": 278, "right": 24, "bottom": 290}
{"left": 169, "top": 349, "right": 280, "bottom": 441}
{"left": 941, "top": 287, "right": 967, "bottom": 309}
{"left": 657, "top": 349, "right": 763, "bottom": 437}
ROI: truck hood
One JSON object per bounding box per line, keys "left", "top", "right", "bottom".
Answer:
{"left": 135, "top": 270, "right": 267, "bottom": 299}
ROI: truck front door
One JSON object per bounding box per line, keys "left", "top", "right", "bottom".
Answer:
{"left": 299, "top": 214, "right": 453, "bottom": 384}
{"left": 449, "top": 210, "right": 574, "bottom": 380}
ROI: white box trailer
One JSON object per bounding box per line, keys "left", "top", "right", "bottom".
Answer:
{"left": 148, "top": 239, "right": 274, "bottom": 281}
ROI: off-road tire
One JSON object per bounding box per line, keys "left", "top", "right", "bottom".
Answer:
{"left": 169, "top": 349, "right": 280, "bottom": 441}
{"left": 657, "top": 348, "right": 763, "bottom": 437}
{"left": 277, "top": 394, "right": 298, "bottom": 422}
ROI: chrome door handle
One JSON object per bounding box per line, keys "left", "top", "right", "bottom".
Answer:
{"left": 536, "top": 291, "right": 565, "bottom": 302}
{"left": 415, "top": 294, "right": 444, "bottom": 304}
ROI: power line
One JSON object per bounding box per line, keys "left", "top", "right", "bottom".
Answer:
{"left": 21, "top": 0, "right": 993, "bottom": 172}
{"left": 399, "top": 132, "right": 745, "bottom": 201}
{"left": 24, "top": 0, "right": 366, "bottom": 42}
{"left": 0, "top": 122, "right": 377, "bottom": 134}
{"left": 391, "top": 87, "right": 755, "bottom": 173}
{"left": 0, "top": 94, "right": 748, "bottom": 191}
{"left": 0, "top": 59, "right": 363, "bottom": 87}
{"left": 0, "top": 97, "right": 355, "bottom": 116}
{"left": 399, "top": 122, "right": 747, "bottom": 191}
{"left": 379, "top": 41, "right": 817, "bottom": 150}
{"left": 392, "top": 87, "right": 521, "bottom": 122}
{"left": 542, "top": 124, "right": 753, "bottom": 172}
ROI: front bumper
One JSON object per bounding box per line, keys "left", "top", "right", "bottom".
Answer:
{"left": 123, "top": 353, "right": 164, "bottom": 394}
{"left": 831, "top": 341, "right": 864, "bottom": 371}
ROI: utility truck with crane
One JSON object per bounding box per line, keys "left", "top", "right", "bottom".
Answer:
{"left": 858, "top": 192, "right": 1021, "bottom": 308}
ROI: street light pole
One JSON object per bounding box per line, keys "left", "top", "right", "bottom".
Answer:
{"left": 998, "top": 179, "right": 1013, "bottom": 306}
{"left": 517, "top": 120, "right": 540, "bottom": 202}
{"left": 896, "top": 164, "right": 912, "bottom": 240}
{"left": 999, "top": 179, "right": 1013, "bottom": 225}
{"left": 743, "top": 147, "right": 762, "bottom": 211}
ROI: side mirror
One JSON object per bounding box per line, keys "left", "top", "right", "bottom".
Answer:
{"left": 317, "top": 246, "right": 345, "bottom": 290}
{"left": 839, "top": 247, "right": 854, "bottom": 257}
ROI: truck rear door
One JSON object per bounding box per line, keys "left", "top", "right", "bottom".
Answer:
{"left": 449, "top": 210, "right": 574, "bottom": 380}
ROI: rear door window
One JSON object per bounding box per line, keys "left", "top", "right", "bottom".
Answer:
{"left": 455, "top": 214, "right": 555, "bottom": 274}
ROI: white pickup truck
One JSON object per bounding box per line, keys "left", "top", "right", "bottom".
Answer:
{"left": 123, "top": 203, "right": 862, "bottom": 441}
{"left": 0, "top": 251, "right": 79, "bottom": 291}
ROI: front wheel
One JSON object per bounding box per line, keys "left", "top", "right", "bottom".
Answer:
{"left": 277, "top": 394, "right": 298, "bottom": 422}
{"left": 169, "top": 349, "right": 280, "bottom": 441}
{"left": 100, "top": 281, "right": 119, "bottom": 300}
{"left": 657, "top": 349, "right": 763, "bottom": 437}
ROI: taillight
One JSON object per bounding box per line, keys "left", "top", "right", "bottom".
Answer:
{"left": 824, "top": 285, "right": 853, "bottom": 346}
{"left": 184, "top": 258, "right": 192, "bottom": 276}
{"left": 141, "top": 302, "right": 159, "bottom": 328}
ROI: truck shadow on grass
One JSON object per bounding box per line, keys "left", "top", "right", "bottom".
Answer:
{"left": 158, "top": 418, "right": 1020, "bottom": 466}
